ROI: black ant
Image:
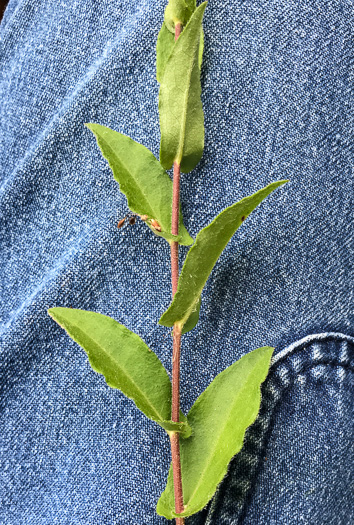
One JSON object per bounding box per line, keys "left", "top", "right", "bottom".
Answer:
{"left": 117, "top": 212, "right": 137, "bottom": 229}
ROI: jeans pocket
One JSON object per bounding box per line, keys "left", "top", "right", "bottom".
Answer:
{"left": 193, "top": 333, "right": 354, "bottom": 525}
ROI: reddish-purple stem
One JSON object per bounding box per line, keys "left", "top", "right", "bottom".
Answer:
{"left": 169, "top": 21, "right": 185, "bottom": 525}
{"left": 175, "top": 22, "right": 182, "bottom": 40}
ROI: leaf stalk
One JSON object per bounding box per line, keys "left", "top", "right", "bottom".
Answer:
{"left": 175, "top": 22, "right": 182, "bottom": 41}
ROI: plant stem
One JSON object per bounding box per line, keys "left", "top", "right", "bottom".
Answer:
{"left": 175, "top": 22, "right": 182, "bottom": 40}
{"left": 170, "top": 165, "right": 184, "bottom": 524}
{"left": 169, "top": 21, "right": 184, "bottom": 525}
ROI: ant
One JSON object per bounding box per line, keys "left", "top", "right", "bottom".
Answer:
{"left": 117, "top": 213, "right": 161, "bottom": 232}
{"left": 117, "top": 213, "right": 137, "bottom": 229}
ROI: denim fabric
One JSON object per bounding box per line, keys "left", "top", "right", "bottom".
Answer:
{"left": 0, "top": 0, "right": 352, "bottom": 523}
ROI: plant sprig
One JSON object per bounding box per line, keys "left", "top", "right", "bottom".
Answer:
{"left": 49, "top": 1, "right": 287, "bottom": 522}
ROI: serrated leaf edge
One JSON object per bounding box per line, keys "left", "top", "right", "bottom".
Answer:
{"left": 49, "top": 308, "right": 166, "bottom": 423}
{"left": 86, "top": 123, "right": 193, "bottom": 246}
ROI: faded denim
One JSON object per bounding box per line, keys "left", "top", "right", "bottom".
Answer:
{"left": 0, "top": 0, "right": 353, "bottom": 524}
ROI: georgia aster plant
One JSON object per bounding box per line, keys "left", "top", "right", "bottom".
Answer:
{"left": 49, "top": 1, "right": 287, "bottom": 522}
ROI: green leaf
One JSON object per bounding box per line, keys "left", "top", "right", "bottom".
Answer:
{"left": 161, "top": 415, "right": 192, "bottom": 438}
{"left": 86, "top": 123, "right": 193, "bottom": 246}
{"left": 48, "top": 308, "right": 191, "bottom": 436}
{"left": 156, "top": 23, "right": 175, "bottom": 83}
{"left": 160, "top": 180, "right": 288, "bottom": 329}
{"left": 159, "top": 3, "right": 206, "bottom": 173}
{"left": 156, "top": 24, "right": 204, "bottom": 84}
{"left": 181, "top": 296, "right": 201, "bottom": 335}
{"left": 157, "top": 346, "right": 274, "bottom": 518}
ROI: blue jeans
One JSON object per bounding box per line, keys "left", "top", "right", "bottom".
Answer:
{"left": 0, "top": 0, "right": 352, "bottom": 523}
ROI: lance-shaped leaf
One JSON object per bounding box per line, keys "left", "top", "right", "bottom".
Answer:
{"left": 157, "top": 346, "right": 274, "bottom": 518}
{"left": 156, "top": 23, "right": 204, "bottom": 83}
{"left": 86, "top": 123, "right": 193, "bottom": 246}
{"left": 160, "top": 180, "right": 288, "bottom": 329}
{"left": 48, "top": 308, "right": 191, "bottom": 437}
{"left": 159, "top": 3, "right": 206, "bottom": 173}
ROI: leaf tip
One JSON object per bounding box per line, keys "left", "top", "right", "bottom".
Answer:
{"left": 47, "top": 307, "right": 57, "bottom": 319}
{"left": 259, "top": 345, "right": 275, "bottom": 356}
{"left": 84, "top": 123, "right": 98, "bottom": 135}
{"left": 275, "top": 179, "right": 289, "bottom": 188}
{"left": 257, "top": 346, "right": 275, "bottom": 370}
{"left": 84, "top": 123, "right": 106, "bottom": 138}
{"left": 47, "top": 306, "right": 68, "bottom": 325}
